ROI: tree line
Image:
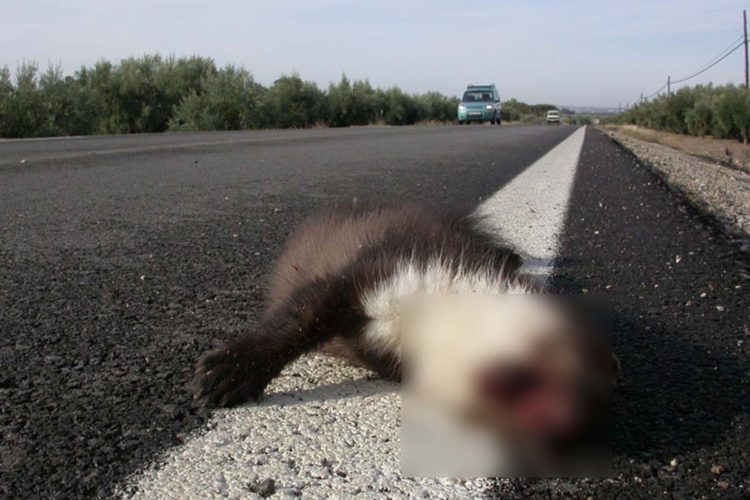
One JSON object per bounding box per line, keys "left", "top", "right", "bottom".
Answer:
{"left": 0, "top": 55, "right": 461, "bottom": 138}
{"left": 499, "top": 98, "right": 558, "bottom": 123}
{"left": 615, "top": 83, "right": 750, "bottom": 143}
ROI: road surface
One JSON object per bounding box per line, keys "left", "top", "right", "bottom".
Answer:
{"left": 1, "top": 125, "right": 747, "bottom": 498}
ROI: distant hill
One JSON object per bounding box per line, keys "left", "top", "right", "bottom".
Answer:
{"left": 560, "top": 105, "right": 619, "bottom": 115}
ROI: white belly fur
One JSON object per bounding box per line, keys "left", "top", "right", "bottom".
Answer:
{"left": 360, "top": 258, "right": 530, "bottom": 359}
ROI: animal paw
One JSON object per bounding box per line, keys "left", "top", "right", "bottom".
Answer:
{"left": 191, "top": 345, "right": 270, "bottom": 408}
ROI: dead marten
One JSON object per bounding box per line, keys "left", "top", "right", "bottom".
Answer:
{"left": 191, "top": 203, "right": 615, "bottom": 460}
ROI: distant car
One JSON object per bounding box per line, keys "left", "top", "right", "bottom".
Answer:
{"left": 546, "top": 110, "right": 561, "bottom": 125}
{"left": 457, "top": 84, "right": 501, "bottom": 125}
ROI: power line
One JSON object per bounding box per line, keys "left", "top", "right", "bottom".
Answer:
{"left": 644, "top": 82, "right": 668, "bottom": 100}
{"left": 672, "top": 37, "right": 745, "bottom": 84}
{"left": 636, "top": 33, "right": 746, "bottom": 104}
{"left": 671, "top": 34, "right": 743, "bottom": 84}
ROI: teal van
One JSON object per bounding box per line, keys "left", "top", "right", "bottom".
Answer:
{"left": 457, "top": 84, "right": 501, "bottom": 125}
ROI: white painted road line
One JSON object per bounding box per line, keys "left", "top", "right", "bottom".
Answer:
{"left": 476, "top": 126, "right": 586, "bottom": 281}
{"left": 118, "top": 127, "right": 587, "bottom": 499}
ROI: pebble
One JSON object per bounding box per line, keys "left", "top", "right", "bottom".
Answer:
{"left": 246, "top": 478, "right": 276, "bottom": 498}
{"left": 307, "top": 466, "right": 331, "bottom": 479}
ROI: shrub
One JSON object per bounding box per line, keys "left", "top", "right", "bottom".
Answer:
{"left": 259, "top": 74, "right": 327, "bottom": 128}
{"left": 618, "top": 83, "right": 750, "bottom": 142}
{"left": 0, "top": 53, "right": 547, "bottom": 137}
{"left": 1, "top": 62, "right": 45, "bottom": 138}
{"left": 169, "top": 65, "right": 261, "bottom": 131}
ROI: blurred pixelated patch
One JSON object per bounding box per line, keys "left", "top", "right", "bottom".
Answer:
{"left": 400, "top": 294, "right": 614, "bottom": 477}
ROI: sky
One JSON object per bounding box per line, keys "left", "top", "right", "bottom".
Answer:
{"left": 1, "top": 0, "right": 748, "bottom": 108}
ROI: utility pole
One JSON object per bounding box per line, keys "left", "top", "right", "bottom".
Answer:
{"left": 640, "top": 92, "right": 643, "bottom": 104}
{"left": 744, "top": 9, "right": 748, "bottom": 88}
{"left": 667, "top": 76, "right": 671, "bottom": 99}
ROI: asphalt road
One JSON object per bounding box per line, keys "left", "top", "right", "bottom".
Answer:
{"left": 1, "top": 125, "right": 748, "bottom": 499}
{"left": 120, "top": 127, "right": 588, "bottom": 499}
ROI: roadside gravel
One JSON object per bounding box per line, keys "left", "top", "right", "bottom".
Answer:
{"left": 604, "top": 127, "right": 750, "bottom": 249}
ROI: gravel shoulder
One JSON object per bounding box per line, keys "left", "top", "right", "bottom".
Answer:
{"left": 602, "top": 125, "right": 750, "bottom": 249}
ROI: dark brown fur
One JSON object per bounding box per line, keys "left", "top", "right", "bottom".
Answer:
{"left": 191, "top": 203, "right": 523, "bottom": 407}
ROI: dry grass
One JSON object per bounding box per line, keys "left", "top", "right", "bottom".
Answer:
{"left": 603, "top": 125, "right": 750, "bottom": 173}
